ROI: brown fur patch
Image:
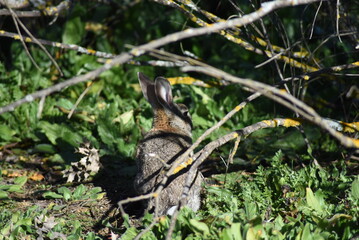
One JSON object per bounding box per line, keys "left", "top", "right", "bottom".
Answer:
{"left": 152, "top": 108, "right": 179, "bottom": 133}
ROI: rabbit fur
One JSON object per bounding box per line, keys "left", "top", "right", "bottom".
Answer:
{"left": 134, "top": 72, "right": 202, "bottom": 215}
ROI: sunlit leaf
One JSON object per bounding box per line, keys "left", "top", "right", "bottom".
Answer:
{"left": 306, "top": 188, "right": 323, "bottom": 214}
{"left": 58, "top": 187, "right": 72, "bottom": 201}
{"left": 13, "top": 176, "right": 27, "bottom": 186}
{"left": 189, "top": 219, "right": 210, "bottom": 236}
{"left": 351, "top": 178, "right": 359, "bottom": 199}
{"left": 43, "top": 191, "right": 63, "bottom": 199}
{"left": 0, "top": 124, "right": 16, "bottom": 141}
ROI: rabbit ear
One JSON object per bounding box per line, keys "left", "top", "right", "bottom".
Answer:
{"left": 155, "top": 77, "right": 173, "bottom": 107}
{"left": 138, "top": 72, "right": 153, "bottom": 102}
{"left": 138, "top": 72, "right": 162, "bottom": 109}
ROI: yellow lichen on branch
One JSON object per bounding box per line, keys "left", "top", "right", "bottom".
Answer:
{"left": 340, "top": 121, "right": 359, "bottom": 133}
{"left": 262, "top": 119, "right": 275, "bottom": 126}
{"left": 283, "top": 118, "right": 301, "bottom": 128}
{"left": 167, "top": 77, "right": 211, "bottom": 87}
{"left": 173, "top": 158, "right": 193, "bottom": 174}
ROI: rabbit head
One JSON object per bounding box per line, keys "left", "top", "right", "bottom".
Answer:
{"left": 138, "top": 72, "right": 192, "bottom": 137}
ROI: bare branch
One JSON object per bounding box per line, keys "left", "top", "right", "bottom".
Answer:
{"left": 0, "top": 30, "right": 116, "bottom": 59}
{"left": 0, "top": 9, "right": 41, "bottom": 17}
{"left": 0, "top": 0, "right": 321, "bottom": 115}
{"left": 182, "top": 65, "right": 358, "bottom": 148}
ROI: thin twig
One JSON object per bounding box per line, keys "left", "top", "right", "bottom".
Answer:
{"left": 6, "top": 4, "right": 40, "bottom": 70}
{"left": 336, "top": 0, "right": 342, "bottom": 42}
{"left": 309, "top": 0, "right": 322, "bottom": 39}
{"left": 37, "top": 96, "right": 46, "bottom": 119}
{"left": 68, "top": 82, "right": 93, "bottom": 119}
{"left": 4, "top": 4, "right": 63, "bottom": 75}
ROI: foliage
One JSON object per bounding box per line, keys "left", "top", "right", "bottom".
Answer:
{"left": 120, "top": 151, "right": 358, "bottom": 239}
{"left": 0, "top": 0, "right": 358, "bottom": 238}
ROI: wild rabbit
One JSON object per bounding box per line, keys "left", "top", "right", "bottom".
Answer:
{"left": 134, "top": 72, "right": 202, "bottom": 215}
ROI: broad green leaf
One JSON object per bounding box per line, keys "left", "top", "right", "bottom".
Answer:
{"left": 244, "top": 200, "right": 257, "bottom": 221}
{"left": 192, "top": 86, "right": 212, "bottom": 104}
{"left": 33, "top": 144, "right": 56, "bottom": 154}
{"left": 306, "top": 188, "right": 323, "bottom": 214}
{"left": 43, "top": 191, "right": 63, "bottom": 199}
{"left": 88, "top": 187, "right": 104, "bottom": 200}
{"left": 58, "top": 187, "right": 72, "bottom": 201}
{"left": 301, "top": 224, "right": 312, "bottom": 240}
{"left": 351, "top": 178, "right": 359, "bottom": 199}
{"left": 73, "top": 184, "right": 86, "bottom": 200}
{"left": 62, "top": 17, "right": 85, "bottom": 44}
{"left": 113, "top": 110, "right": 134, "bottom": 125}
{"left": 39, "top": 122, "right": 82, "bottom": 147}
{"left": 246, "top": 227, "right": 256, "bottom": 240}
{"left": 0, "top": 124, "right": 16, "bottom": 141}
{"left": 192, "top": 113, "right": 212, "bottom": 128}
{"left": 39, "top": 121, "right": 60, "bottom": 145}
{"left": 57, "top": 98, "right": 74, "bottom": 110}
{"left": 7, "top": 185, "right": 23, "bottom": 193}
{"left": 95, "top": 192, "right": 105, "bottom": 200}
{"left": 120, "top": 227, "right": 139, "bottom": 240}
{"left": 206, "top": 186, "right": 233, "bottom": 199}
{"left": 88, "top": 187, "right": 102, "bottom": 195}
{"left": 189, "top": 219, "right": 210, "bottom": 236}
{"left": 0, "top": 190, "right": 9, "bottom": 199}
{"left": 13, "top": 176, "right": 27, "bottom": 186}
{"left": 221, "top": 223, "right": 242, "bottom": 240}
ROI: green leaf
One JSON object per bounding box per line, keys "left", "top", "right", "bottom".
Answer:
{"left": 13, "top": 176, "right": 27, "bottom": 186}
{"left": 7, "top": 185, "right": 23, "bottom": 193}
{"left": 43, "top": 191, "right": 63, "bottom": 199}
{"left": 0, "top": 124, "right": 16, "bottom": 141}
{"left": 189, "top": 219, "right": 210, "bottom": 236}
{"left": 73, "top": 184, "right": 86, "bottom": 200}
{"left": 39, "top": 121, "right": 82, "bottom": 147}
{"left": 221, "top": 223, "right": 242, "bottom": 240}
{"left": 57, "top": 98, "right": 74, "bottom": 110}
{"left": 246, "top": 227, "right": 256, "bottom": 240}
{"left": 33, "top": 144, "right": 57, "bottom": 154}
{"left": 192, "top": 86, "right": 212, "bottom": 104}
{"left": 301, "top": 224, "right": 312, "bottom": 240}
{"left": 306, "top": 188, "right": 323, "bottom": 214}
{"left": 121, "top": 227, "right": 138, "bottom": 240}
{"left": 192, "top": 113, "right": 212, "bottom": 128}
{"left": 38, "top": 121, "right": 60, "bottom": 145}
{"left": 62, "top": 17, "right": 85, "bottom": 44}
{"left": 0, "top": 190, "right": 9, "bottom": 199}
{"left": 88, "top": 187, "right": 104, "bottom": 200}
{"left": 351, "top": 178, "right": 359, "bottom": 199}
{"left": 113, "top": 110, "right": 134, "bottom": 125}
{"left": 244, "top": 200, "right": 258, "bottom": 221}
{"left": 58, "top": 187, "right": 72, "bottom": 201}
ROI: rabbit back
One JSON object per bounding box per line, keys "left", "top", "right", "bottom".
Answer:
{"left": 134, "top": 72, "right": 202, "bottom": 215}
{"left": 135, "top": 130, "right": 201, "bottom": 214}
